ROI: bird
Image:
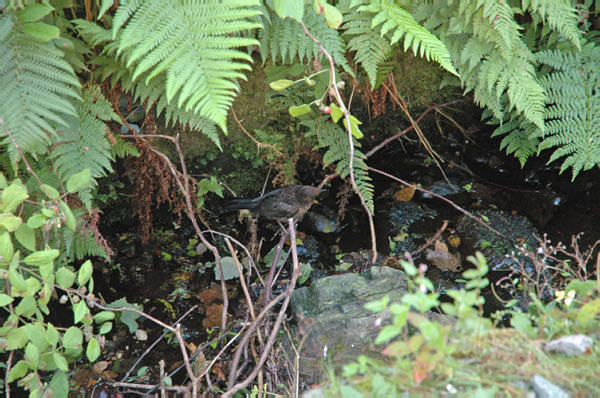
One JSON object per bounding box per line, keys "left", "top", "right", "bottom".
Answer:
{"left": 223, "top": 185, "right": 321, "bottom": 222}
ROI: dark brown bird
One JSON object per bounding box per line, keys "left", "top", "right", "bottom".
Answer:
{"left": 223, "top": 185, "right": 321, "bottom": 222}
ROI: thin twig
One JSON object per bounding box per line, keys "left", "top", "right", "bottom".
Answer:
{"left": 224, "top": 218, "right": 303, "bottom": 397}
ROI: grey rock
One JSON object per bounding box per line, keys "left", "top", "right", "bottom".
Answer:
{"left": 531, "top": 375, "right": 570, "bottom": 398}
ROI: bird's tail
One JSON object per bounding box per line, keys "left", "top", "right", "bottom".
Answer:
{"left": 222, "top": 198, "right": 259, "bottom": 213}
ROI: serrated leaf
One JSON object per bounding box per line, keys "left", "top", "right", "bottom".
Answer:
{"left": 289, "top": 104, "right": 312, "bottom": 117}
{"left": 99, "top": 322, "right": 113, "bottom": 334}
{"left": 25, "top": 342, "right": 40, "bottom": 367}
{"left": 46, "top": 323, "right": 60, "bottom": 347}
{"left": 53, "top": 352, "right": 69, "bottom": 371}
{"left": 0, "top": 293, "right": 13, "bottom": 306}
{"left": 56, "top": 267, "right": 76, "bottom": 289}
{"left": 59, "top": 201, "right": 76, "bottom": 230}
{"left": 0, "top": 231, "right": 14, "bottom": 266}
{"left": 86, "top": 338, "right": 101, "bottom": 362}
{"left": 66, "top": 168, "right": 92, "bottom": 193}
{"left": 15, "top": 223, "right": 36, "bottom": 251}
{"left": 63, "top": 327, "right": 83, "bottom": 350}
{"left": 0, "top": 214, "right": 22, "bottom": 232}
{"left": 15, "top": 296, "right": 37, "bottom": 317}
{"left": 269, "top": 79, "right": 296, "bottom": 90}
{"left": 1, "top": 182, "right": 29, "bottom": 213}
{"left": 93, "top": 311, "right": 116, "bottom": 323}
{"left": 23, "top": 22, "right": 60, "bottom": 42}
{"left": 27, "top": 213, "right": 46, "bottom": 229}
{"left": 17, "top": 3, "right": 54, "bottom": 22}
{"left": 41, "top": 184, "right": 60, "bottom": 199}
{"left": 24, "top": 249, "right": 59, "bottom": 266}
{"left": 7, "top": 326, "right": 29, "bottom": 350}
{"left": 50, "top": 371, "right": 69, "bottom": 398}
{"left": 7, "top": 360, "right": 30, "bottom": 382}
{"left": 375, "top": 324, "right": 403, "bottom": 344}
{"left": 77, "top": 260, "right": 93, "bottom": 286}
{"left": 73, "top": 301, "right": 89, "bottom": 324}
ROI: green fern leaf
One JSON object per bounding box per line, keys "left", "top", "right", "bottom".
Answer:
{"left": 359, "top": 0, "right": 458, "bottom": 77}
{"left": 0, "top": 12, "right": 81, "bottom": 163}
{"left": 112, "top": 0, "right": 262, "bottom": 132}
{"left": 342, "top": 10, "right": 392, "bottom": 87}
{"left": 537, "top": 43, "right": 600, "bottom": 179}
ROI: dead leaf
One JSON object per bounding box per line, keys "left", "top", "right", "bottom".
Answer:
{"left": 426, "top": 240, "right": 462, "bottom": 272}
{"left": 393, "top": 185, "right": 416, "bottom": 202}
{"left": 203, "top": 304, "right": 227, "bottom": 328}
{"left": 447, "top": 234, "right": 461, "bottom": 248}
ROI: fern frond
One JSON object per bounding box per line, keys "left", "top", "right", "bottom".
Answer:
{"left": 341, "top": 10, "right": 392, "bottom": 87}
{"left": 358, "top": 0, "right": 458, "bottom": 77}
{"left": 523, "top": 0, "right": 581, "bottom": 49}
{"left": 111, "top": 0, "right": 262, "bottom": 132}
{"left": 303, "top": 119, "right": 374, "bottom": 212}
{"left": 259, "top": 5, "right": 351, "bottom": 73}
{"left": 0, "top": 13, "right": 81, "bottom": 163}
{"left": 537, "top": 43, "right": 600, "bottom": 179}
{"left": 51, "top": 86, "right": 118, "bottom": 197}
{"left": 490, "top": 115, "right": 540, "bottom": 166}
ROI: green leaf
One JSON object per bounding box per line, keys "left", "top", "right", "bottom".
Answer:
{"left": 289, "top": 104, "right": 312, "bottom": 117}
{"left": 63, "top": 327, "right": 83, "bottom": 350}
{"left": 24, "top": 249, "right": 59, "bottom": 266}
{"left": 9, "top": 264, "right": 26, "bottom": 294}
{"left": 322, "top": 3, "right": 343, "bottom": 29}
{"left": 50, "top": 371, "right": 69, "bottom": 398}
{"left": 374, "top": 324, "right": 403, "bottom": 344}
{"left": 41, "top": 184, "right": 60, "bottom": 199}
{"left": 17, "top": 3, "right": 54, "bottom": 22}
{"left": 0, "top": 293, "right": 14, "bottom": 306}
{"left": 273, "top": 0, "right": 304, "bottom": 21}
{"left": 0, "top": 231, "right": 14, "bottom": 266}
{"left": 7, "top": 360, "right": 30, "bottom": 382}
{"left": 27, "top": 213, "right": 46, "bottom": 229}
{"left": 7, "top": 326, "right": 29, "bottom": 350}
{"left": 364, "top": 296, "right": 390, "bottom": 312}
{"left": 0, "top": 173, "right": 6, "bottom": 189}
{"left": 15, "top": 223, "right": 36, "bottom": 251}
{"left": 0, "top": 214, "right": 22, "bottom": 232}
{"left": 15, "top": 296, "right": 37, "bottom": 317}
{"left": 329, "top": 103, "right": 343, "bottom": 123}
{"left": 348, "top": 115, "right": 363, "bottom": 139}
{"left": 53, "top": 352, "right": 69, "bottom": 371}
{"left": 46, "top": 323, "right": 60, "bottom": 347}
{"left": 577, "top": 298, "right": 600, "bottom": 325}
{"left": 108, "top": 298, "right": 142, "bottom": 333}
{"left": 25, "top": 342, "right": 40, "bottom": 367}
{"left": 214, "top": 256, "right": 240, "bottom": 281}
{"left": 97, "top": 0, "right": 113, "bottom": 19}
{"left": 93, "top": 311, "right": 116, "bottom": 323}
{"left": 269, "top": 79, "right": 296, "bottom": 90}
{"left": 510, "top": 312, "right": 536, "bottom": 338}
{"left": 1, "top": 182, "right": 29, "bottom": 213}
{"left": 22, "top": 22, "right": 60, "bottom": 42}
{"left": 78, "top": 260, "right": 93, "bottom": 286}
{"left": 73, "top": 301, "right": 89, "bottom": 324}
{"left": 25, "top": 322, "right": 47, "bottom": 350}
{"left": 56, "top": 267, "right": 76, "bottom": 289}
{"left": 99, "top": 322, "right": 113, "bottom": 334}
{"left": 66, "top": 168, "right": 92, "bottom": 193}
{"left": 86, "top": 338, "right": 101, "bottom": 362}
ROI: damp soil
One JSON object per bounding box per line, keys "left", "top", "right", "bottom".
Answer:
{"left": 89, "top": 113, "right": 600, "bottom": 393}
